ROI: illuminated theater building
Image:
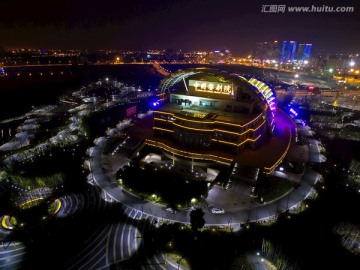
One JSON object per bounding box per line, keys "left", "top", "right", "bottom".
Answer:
{"left": 146, "top": 68, "right": 278, "bottom": 167}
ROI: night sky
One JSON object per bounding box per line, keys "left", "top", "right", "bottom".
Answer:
{"left": 0, "top": 0, "right": 359, "bottom": 55}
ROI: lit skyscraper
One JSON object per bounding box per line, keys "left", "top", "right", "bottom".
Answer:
{"left": 302, "top": 44, "right": 312, "bottom": 60}
{"left": 280, "top": 40, "right": 297, "bottom": 63}
{"left": 295, "top": 44, "right": 305, "bottom": 60}
{"left": 296, "top": 43, "right": 312, "bottom": 61}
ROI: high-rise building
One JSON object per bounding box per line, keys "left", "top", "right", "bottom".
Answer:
{"left": 254, "top": 41, "right": 280, "bottom": 62}
{"left": 254, "top": 40, "right": 312, "bottom": 63}
{"left": 296, "top": 44, "right": 312, "bottom": 61}
{"left": 295, "top": 44, "right": 304, "bottom": 60}
{"left": 280, "top": 41, "right": 297, "bottom": 63}
{"left": 302, "top": 44, "right": 312, "bottom": 60}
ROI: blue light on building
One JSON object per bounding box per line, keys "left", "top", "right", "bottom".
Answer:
{"left": 302, "top": 44, "right": 312, "bottom": 60}
{"left": 280, "top": 41, "right": 298, "bottom": 63}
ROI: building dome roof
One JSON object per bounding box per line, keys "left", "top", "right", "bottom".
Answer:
{"left": 159, "top": 67, "right": 277, "bottom": 117}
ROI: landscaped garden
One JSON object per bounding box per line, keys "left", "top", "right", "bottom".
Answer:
{"left": 117, "top": 161, "right": 208, "bottom": 208}
{"left": 2, "top": 198, "right": 61, "bottom": 230}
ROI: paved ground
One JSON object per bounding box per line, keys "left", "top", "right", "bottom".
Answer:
{"left": 0, "top": 186, "right": 188, "bottom": 270}
{"left": 206, "top": 184, "right": 259, "bottom": 212}
{"left": 88, "top": 111, "right": 323, "bottom": 229}
{"left": 0, "top": 110, "right": 325, "bottom": 270}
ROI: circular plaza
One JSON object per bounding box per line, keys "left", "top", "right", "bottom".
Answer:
{"left": 89, "top": 68, "right": 320, "bottom": 227}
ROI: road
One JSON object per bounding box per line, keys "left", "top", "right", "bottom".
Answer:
{"left": 88, "top": 114, "right": 323, "bottom": 228}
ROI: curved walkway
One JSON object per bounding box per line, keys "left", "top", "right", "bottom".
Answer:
{"left": 88, "top": 113, "right": 323, "bottom": 228}
{"left": 0, "top": 184, "right": 184, "bottom": 269}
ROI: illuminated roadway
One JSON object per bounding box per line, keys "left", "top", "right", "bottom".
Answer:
{"left": 0, "top": 109, "right": 323, "bottom": 269}
{"left": 151, "top": 61, "right": 171, "bottom": 76}
{"left": 58, "top": 188, "right": 184, "bottom": 269}
{"left": 88, "top": 113, "right": 323, "bottom": 230}
{"left": 0, "top": 186, "right": 179, "bottom": 269}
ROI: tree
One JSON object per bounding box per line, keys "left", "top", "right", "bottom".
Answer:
{"left": 190, "top": 208, "right": 205, "bottom": 231}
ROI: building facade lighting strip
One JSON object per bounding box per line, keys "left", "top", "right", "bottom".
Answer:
{"left": 153, "top": 127, "right": 174, "bottom": 133}
{"left": 173, "top": 115, "right": 214, "bottom": 124}
{"left": 159, "top": 119, "right": 266, "bottom": 135}
{"left": 155, "top": 110, "right": 263, "bottom": 128}
{"left": 215, "top": 113, "right": 263, "bottom": 127}
{"left": 145, "top": 139, "right": 233, "bottom": 164}
{"left": 154, "top": 117, "right": 168, "bottom": 122}
{"left": 211, "top": 134, "right": 261, "bottom": 146}
{"left": 248, "top": 77, "right": 277, "bottom": 114}
{"left": 264, "top": 129, "right": 292, "bottom": 174}
{"left": 172, "top": 122, "right": 214, "bottom": 132}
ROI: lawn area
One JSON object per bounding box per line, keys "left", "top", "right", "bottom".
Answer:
{"left": 256, "top": 175, "right": 294, "bottom": 203}
{"left": 118, "top": 162, "right": 208, "bottom": 207}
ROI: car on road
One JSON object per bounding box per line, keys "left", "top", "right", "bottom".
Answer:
{"left": 211, "top": 207, "right": 225, "bottom": 214}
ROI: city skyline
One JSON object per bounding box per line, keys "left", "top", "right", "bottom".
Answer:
{"left": 0, "top": 0, "right": 359, "bottom": 55}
